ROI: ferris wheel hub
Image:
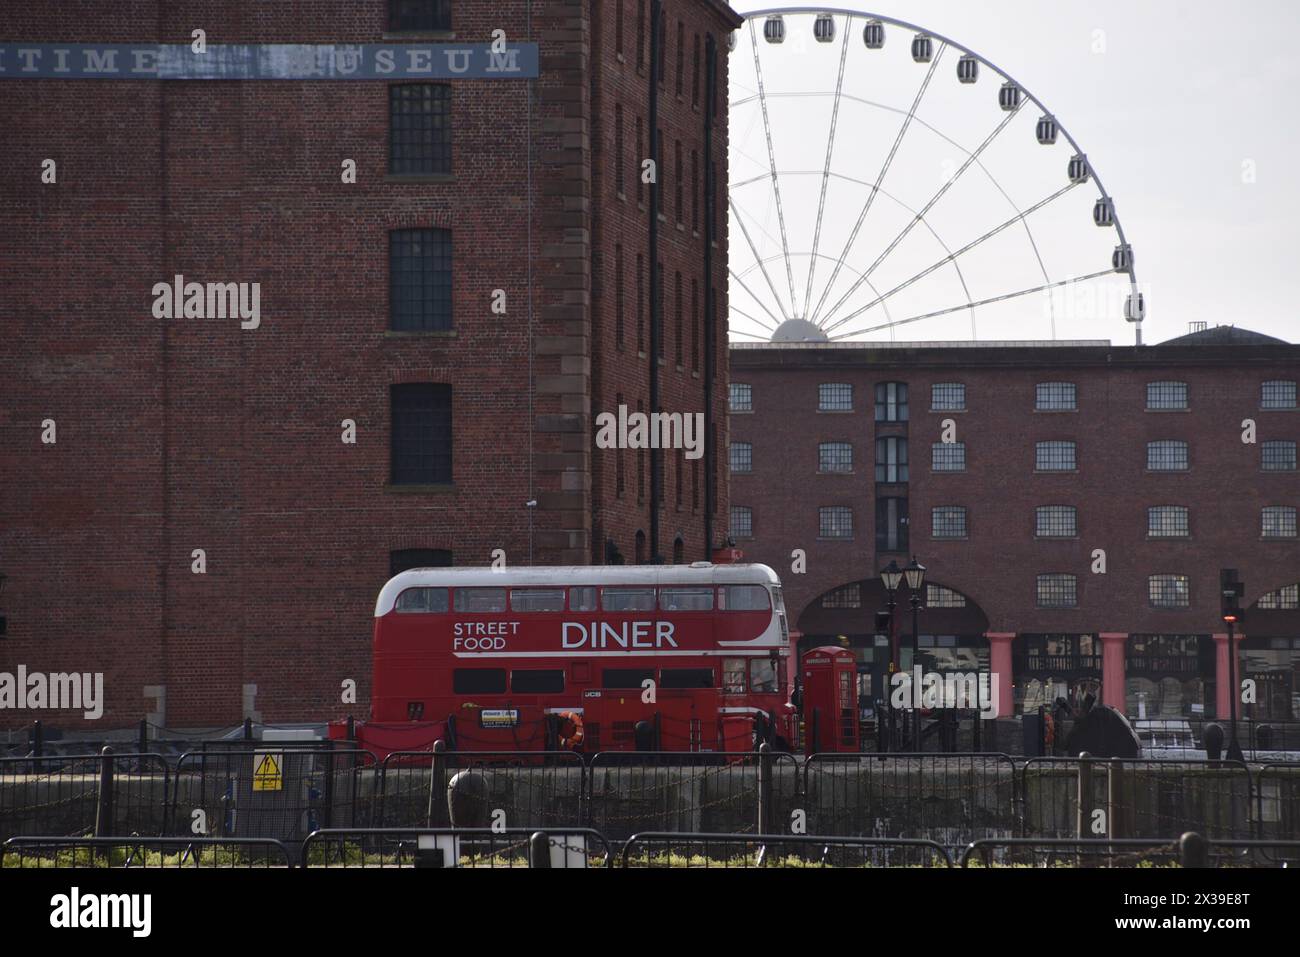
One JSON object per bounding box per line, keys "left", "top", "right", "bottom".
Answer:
{"left": 772, "top": 318, "right": 830, "bottom": 342}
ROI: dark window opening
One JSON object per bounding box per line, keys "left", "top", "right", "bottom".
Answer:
{"left": 390, "top": 383, "right": 452, "bottom": 484}
{"left": 603, "top": 668, "right": 654, "bottom": 689}
{"left": 453, "top": 669, "right": 507, "bottom": 694}
{"left": 390, "top": 228, "right": 452, "bottom": 331}
{"left": 511, "top": 670, "right": 565, "bottom": 694}
{"left": 661, "top": 668, "right": 714, "bottom": 689}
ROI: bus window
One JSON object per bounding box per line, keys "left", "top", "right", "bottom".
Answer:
{"left": 511, "top": 670, "right": 565, "bottom": 693}
{"left": 453, "top": 588, "right": 507, "bottom": 613}
{"left": 659, "top": 587, "right": 714, "bottom": 611}
{"left": 720, "top": 585, "right": 771, "bottom": 611}
{"left": 722, "top": 658, "right": 747, "bottom": 694}
{"left": 601, "top": 587, "right": 655, "bottom": 612}
{"left": 750, "top": 658, "right": 778, "bottom": 693}
{"left": 602, "top": 668, "right": 654, "bottom": 689}
{"left": 570, "top": 586, "right": 599, "bottom": 612}
{"left": 510, "top": 588, "right": 565, "bottom": 612}
{"left": 453, "top": 669, "right": 507, "bottom": 694}
{"left": 395, "top": 587, "right": 449, "bottom": 613}
{"left": 661, "top": 668, "right": 714, "bottom": 689}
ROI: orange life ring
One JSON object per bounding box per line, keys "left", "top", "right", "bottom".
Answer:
{"left": 557, "top": 711, "right": 584, "bottom": 749}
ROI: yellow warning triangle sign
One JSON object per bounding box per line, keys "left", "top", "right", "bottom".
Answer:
{"left": 253, "top": 752, "right": 282, "bottom": 791}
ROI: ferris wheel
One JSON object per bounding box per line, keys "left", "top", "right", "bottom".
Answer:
{"left": 727, "top": 8, "right": 1145, "bottom": 345}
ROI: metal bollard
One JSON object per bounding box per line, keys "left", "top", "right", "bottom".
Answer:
{"left": 529, "top": 831, "right": 552, "bottom": 868}
{"left": 757, "top": 742, "right": 773, "bottom": 835}
{"left": 426, "top": 739, "right": 447, "bottom": 827}
{"left": 94, "top": 746, "right": 115, "bottom": 839}
{"left": 1179, "top": 831, "right": 1210, "bottom": 868}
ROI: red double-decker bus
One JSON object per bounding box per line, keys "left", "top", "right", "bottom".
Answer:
{"left": 332, "top": 563, "right": 796, "bottom": 757}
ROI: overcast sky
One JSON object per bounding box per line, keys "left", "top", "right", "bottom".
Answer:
{"left": 726, "top": 0, "right": 1300, "bottom": 346}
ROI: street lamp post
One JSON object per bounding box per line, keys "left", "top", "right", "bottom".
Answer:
{"left": 904, "top": 557, "right": 927, "bottom": 752}
{"left": 880, "top": 560, "right": 903, "bottom": 751}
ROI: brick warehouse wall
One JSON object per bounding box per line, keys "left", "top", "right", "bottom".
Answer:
{"left": 729, "top": 339, "right": 1300, "bottom": 639}
{"left": 0, "top": 0, "right": 741, "bottom": 730}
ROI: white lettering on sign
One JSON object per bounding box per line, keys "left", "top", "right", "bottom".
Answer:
{"left": 453, "top": 621, "right": 522, "bottom": 637}
{"left": 561, "top": 621, "right": 678, "bottom": 650}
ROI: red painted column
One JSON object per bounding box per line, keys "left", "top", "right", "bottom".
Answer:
{"left": 985, "top": 632, "right": 1016, "bottom": 719}
{"left": 1099, "top": 633, "right": 1129, "bottom": 711}
{"left": 1213, "top": 632, "right": 1243, "bottom": 720}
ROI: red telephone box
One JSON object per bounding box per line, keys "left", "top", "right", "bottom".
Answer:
{"left": 801, "top": 646, "right": 860, "bottom": 755}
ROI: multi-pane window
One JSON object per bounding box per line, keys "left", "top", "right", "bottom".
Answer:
{"left": 1262, "top": 505, "right": 1298, "bottom": 538}
{"left": 819, "top": 506, "right": 853, "bottom": 539}
{"left": 1147, "top": 440, "right": 1189, "bottom": 471}
{"left": 1036, "top": 441, "right": 1076, "bottom": 471}
{"left": 1261, "top": 380, "right": 1298, "bottom": 409}
{"left": 614, "top": 244, "right": 625, "bottom": 348}
{"left": 388, "top": 0, "right": 451, "bottom": 32}
{"left": 1259, "top": 584, "right": 1300, "bottom": 610}
{"left": 932, "top": 442, "right": 966, "bottom": 472}
{"left": 389, "top": 84, "right": 451, "bottom": 175}
{"left": 1036, "top": 574, "right": 1078, "bottom": 608}
{"left": 636, "top": 0, "right": 646, "bottom": 69}
{"left": 819, "top": 442, "right": 853, "bottom": 473}
{"left": 614, "top": 105, "right": 625, "bottom": 194}
{"left": 1146, "top": 381, "right": 1189, "bottom": 410}
{"left": 390, "top": 548, "right": 452, "bottom": 577}
{"left": 931, "top": 383, "right": 966, "bottom": 411}
{"left": 674, "top": 140, "right": 684, "bottom": 223}
{"left": 730, "top": 506, "right": 753, "bottom": 539}
{"left": 926, "top": 585, "right": 967, "bottom": 608}
{"left": 1036, "top": 382, "right": 1077, "bottom": 411}
{"left": 390, "top": 384, "right": 452, "bottom": 484}
{"left": 931, "top": 506, "right": 967, "bottom": 539}
{"left": 1262, "top": 440, "right": 1297, "bottom": 471}
{"left": 390, "top": 228, "right": 452, "bottom": 331}
{"left": 1036, "top": 505, "right": 1078, "bottom": 538}
{"left": 729, "top": 382, "right": 752, "bottom": 412}
{"left": 822, "top": 585, "right": 862, "bottom": 609}
{"left": 729, "top": 442, "right": 752, "bottom": 474}
{"left": 674, "top": 271, "right": 683, "bottom": 365}
{"left": 876, "top": 497, "right": 908, "bottom": 552}
{"left": 875, "top": 437, "right": 909, "bottom": 483}
{"left": 1148, "top": 505, "right": 1190, "bottom": 538}
{"left": 691, "top": 150, "right": 700, "bottom": 231}
{"left": 692, "top": 34, "right": 701, "bottom": 106}
{"left": 635, "top": 117, "right": 645, "bottom": 203}
{"left": 675, "top": 20, "right": 685, "bottom": 96}
{"left": 819, "top": 383, "right": 853, "bottom": 412}
{"left": 1148, "top": 574, "right": 1191, "bottom": 608}
{"left": 875, "top": 382, "right": 909, "bottom": 422}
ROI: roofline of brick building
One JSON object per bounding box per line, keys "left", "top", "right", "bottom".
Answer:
{"left": 730, "top": 335, "right": 1300, "bottom": 371}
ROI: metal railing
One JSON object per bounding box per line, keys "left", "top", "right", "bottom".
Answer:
{"left": 1, "top": 836, "right": 292, "bottom": 868}
{"left": 620, "top": 831, "right": 952, "bottom": 868}
{"left": 301, "top": 827, "right": 612, "bottom": 868}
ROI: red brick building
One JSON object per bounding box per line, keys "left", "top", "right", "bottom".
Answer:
{"left": 729, "top": 326, "right": 1300, "bottom": 725}
{"left": 0, "top": 0, "right": 740, "bottom": 730}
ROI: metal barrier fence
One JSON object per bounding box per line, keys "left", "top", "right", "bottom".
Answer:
{"left": 1020, "top": 757, "right": 1252, "bottom": 840}
{"left": 586, "top": 749, "right": 800, "bottom": 840}
{"left": 3, "top": 748, "right": 1299, "bottom": 854}
{"left": 171, "top": 747, "right": 378, "bottom": 853}
{"left": 378, "top": 749, "right": 586, "bottom": 830}
{"left": 1, "top": 836, "right": 292, "bottom": 868}
{"left": 0, "top": 752, "right": 171, "bottom": 844}
{"left": 620, "top": 832, "right": 953, "bottom": 868}
{"left": 301, "top": 827, "right": 612, "bottom": 868}
{"left": 960, "top": 837, "right": 1300, "bottom": 869}
{"left": 802, "top": 753, "right": 1019, "bottom": 852}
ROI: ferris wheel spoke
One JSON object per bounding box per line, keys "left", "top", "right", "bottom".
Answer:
{"left": 822, "top": 181, "right": 1080, "bottom": 336}
{"left": 826, "top": 268, "right": 1115, "bottom": 340}
{"left": 730, "top": 327, "right": 776, "bottom": 342}
{"left": 749, "top": 19, "right": 799, "bottom": 319}
{"left": 729, "top": 303, "right": 779, "bottom": 335}
{"left": 730, "top": 197, "right": 792, "bottom": 323}
{"left": 729, "top": 266, "right": 788, "bottom": 330}
{"left": 816, "top": 104, "right": 1023, "bottom": 330}
{"left": 802, "top": 14, "right": 853, "bottom": 322}
{"left": 808, "top": 43, "right": 947, "bottom": 327}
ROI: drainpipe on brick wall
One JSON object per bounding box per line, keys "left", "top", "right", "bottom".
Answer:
{"left": 648, "top": 0, "right": 663, "bottom": 563}
{"left": 702, "top": 32, "right": 717, "bottom": 561}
